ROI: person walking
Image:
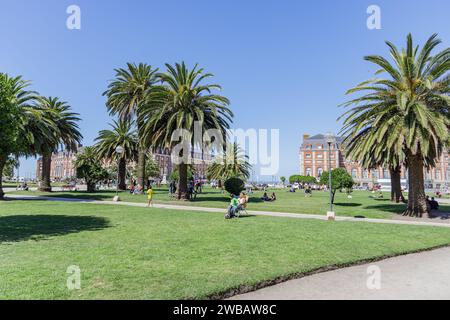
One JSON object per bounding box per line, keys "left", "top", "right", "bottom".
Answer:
{"left": 146, "top": 185, "right": 154, "bottom": 207}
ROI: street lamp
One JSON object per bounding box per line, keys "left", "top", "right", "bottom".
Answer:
{"left": 325, "top": 132, "right": 336, "bottom": 221}
{"left": 114, "top": 146, "right": 124, "bottom": 201}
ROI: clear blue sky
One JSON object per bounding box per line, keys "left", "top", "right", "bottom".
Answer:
{"left": 1, "top": 0, "right": 450, "bottom": 180}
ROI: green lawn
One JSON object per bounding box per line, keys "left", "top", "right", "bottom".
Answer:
{"left": 1, "top": 200, "right": 450, "bottom": 299}
{"left": 9, "top": 187, "right": 448, "bottom": 219}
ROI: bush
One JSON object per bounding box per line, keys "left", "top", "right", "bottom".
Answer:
{"left": 289, "top": 175, "right": 317, "bottom": 184}
{"left": 224, "top": 177, "right": 245, "bottom": 196}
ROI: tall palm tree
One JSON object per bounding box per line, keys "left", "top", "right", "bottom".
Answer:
{"left": 36, "top": 97, "right": 82, "bottom": 192}
{"left": 340, "top": 34, "right": 450, "bottom": 217}
{"left": 94, "top": 120, "right": 138, "bottom": 190}
{"left": 103, "top": 63, "right": 158, "bottom": 189}
{"left": 140, "top": 62, "right": 233, "bottom": 200}
{"left": 0, "top": 74, "right": 39, "bottom": 199}
{"left": 207, "top": 142, "right": 252, "bottom": 185}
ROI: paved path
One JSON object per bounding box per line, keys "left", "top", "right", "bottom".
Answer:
{"left": 5, "top": 194, "right": 450, "bottom": 228}
{"left": 230, "top": 246, "right": 450, "bottom": 300}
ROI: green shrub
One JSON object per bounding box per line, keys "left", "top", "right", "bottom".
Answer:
{"left": 224, "top": 177, "right": 245, "bottom": 196}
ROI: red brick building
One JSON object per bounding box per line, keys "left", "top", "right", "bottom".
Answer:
{"left": 300, "top": 133, "right": 450, "bottom": 190}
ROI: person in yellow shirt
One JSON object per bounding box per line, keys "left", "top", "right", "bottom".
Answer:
{"left": 146, "top": 185, "right": 154, "bottom": 207}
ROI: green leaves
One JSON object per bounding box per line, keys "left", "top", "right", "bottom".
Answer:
{"left": 340, "top": 33, "right": 450, "bottom": 170}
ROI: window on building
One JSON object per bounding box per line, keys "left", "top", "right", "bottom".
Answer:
{"left": 317, "top": 154, "right": 323, "bottom": 159}
{"left": 351, "top": 169, "right": 357, "bottom": 178}
{"left": 372, "top": 171, "right": 379, "bottom": 179}
{"left": 305, "top": 154, "right": 312, "bottom": 159}
{"left": 363, "top": 169, "right": 368, "bottom": 179}
{"left": 436, "top": 170, "right": 441, "bottom": 180}
{"left": 317, "top": 168, "right": 323, "bottom": 177}
{"left": 306, "top": 168, "right": 312, "bottom": 176}
{"left": 383, "top": 169, "right": 390, "bottom": 179}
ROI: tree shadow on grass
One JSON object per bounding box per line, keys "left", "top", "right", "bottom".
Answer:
{"left": 334, "top": 203, "right": 362, "bottom": 207}
{"left": 364, "top": 204, "right": 406, "bottom": 214}
{"left": 38, "top": 192, "right": 114, "bottom": 201}
{"left": 0, "top": 215, "right": 110, "bottom": 243}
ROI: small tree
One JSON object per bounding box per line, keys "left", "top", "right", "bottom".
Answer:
{"left": 224, "top": 177, "right": 245, "bottom": 196}
{"left": 74, "top": 147, "right": 109, "bottom": 192}
{"left": 320, "top": 168, "right": 354, "bottom": 204}
{"left": 289, "top": 175, "right": 317, "bottom": 184}
{"left": 169, "top": 167, "right": 194, "bottom": 182}
{"left": 145, "top": 157, "right": 160, "bottom": 179}
{"left": 280, "top": 176, "right": 286, "bottom": 185}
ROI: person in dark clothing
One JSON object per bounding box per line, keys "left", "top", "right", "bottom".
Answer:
{"left": 430, "top": 197, "right": 439, "bottom": 210}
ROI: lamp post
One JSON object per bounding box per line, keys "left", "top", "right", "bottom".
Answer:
{"left": 114, "top": 146, "right": 124, "bottom": 201}
{"left": 325, "top": 133, "right": 336, "bottom": 220}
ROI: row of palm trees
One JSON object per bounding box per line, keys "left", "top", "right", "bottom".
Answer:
{"left": 340, "top": 34, "right": 450, "bottom": 217}
{"left": 0, "top": 73, "right": 82, "bottom": 199}
{"left": 101, "top": 61, "right": 235, "bottom": 200}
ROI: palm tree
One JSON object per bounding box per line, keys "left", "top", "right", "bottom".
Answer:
{"left": 206, "top": 142, "right": 251, "bottom": 185}
{"left": 140, "top": 62, "right": 233, "bottom": 200}
{"left": 103, "top": 63, "right": 158, "bottom": 189}
{"left": 342, "top": 127, "right": 406, "bottom": 203}
{"left": 36, "top": 97, "right": 82, "bottom": 192}
{"left": 340, "top": 34, "right": 450, "bottom": 217}
{"left": 0, "top": 74, "right": 39, "bottom": 199}
{"left": 94, "top": 120, "right": 138, "bottom": 190}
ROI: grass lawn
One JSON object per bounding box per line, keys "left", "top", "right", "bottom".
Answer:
{"left": 2, "top": 200, "right": 450, "bottom": 299}
{"left": 9, "top": 187, "right": 450, "bottom": 219}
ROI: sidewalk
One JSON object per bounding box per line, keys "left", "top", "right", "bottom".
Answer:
{"left": 5, "top": 194, "right": 450, "bottom": 229}
{"left": 229, "top": 246, "right": 450, "bottom": 300}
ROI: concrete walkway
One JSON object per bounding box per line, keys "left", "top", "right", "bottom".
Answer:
{"left": 230, "top": 246, "right": 450, "bottom": 300}
{"left": 5, "top": 194, "right": 450, "bottom": 228}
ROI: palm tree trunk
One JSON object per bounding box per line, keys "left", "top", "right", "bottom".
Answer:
{"left": 137, "top": 147, "right": 146, "bottom": 190}
{"left": 0, "top": 154, "right": 6, "bottom": 200}
{"left": 86, "top": 179, "right": 96, "bottom": 193}
{"left": 118, "top": 158, "right": 127, "bottom": 190}
{"left": 404, "top": 155, "right": 429, "bottom": 217}
{"left": 39, "top": 151, "right": 52, "bottom": 192}
{"left": 178, "top": 163, "right": 188, "bottom": 200}
{"left": 389, "top": 166, "right": 405, "bottom": 203}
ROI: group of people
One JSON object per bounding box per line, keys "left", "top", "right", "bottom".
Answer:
{"left": 261, "top": 192, "right": 277, "bottom": 202}
{"left": 226, "top": 192, "right": 249, "bottom": 219}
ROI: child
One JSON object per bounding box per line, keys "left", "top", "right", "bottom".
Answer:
{"left": 146, "top": 186, "right": 154, "bottom": 207}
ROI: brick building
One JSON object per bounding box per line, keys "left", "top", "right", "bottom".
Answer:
{"left": 299, "top": 133, "right": 450, "bottom": 190}
{"left": 36, "top": 147, "right": 214, "bottom": 183}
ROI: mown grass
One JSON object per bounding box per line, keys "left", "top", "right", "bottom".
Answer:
{"left": 8, "top": 187, "right": 425, "bottom": 219}
{"left": 1, "top": 200, "right": 450, "bottom": 299}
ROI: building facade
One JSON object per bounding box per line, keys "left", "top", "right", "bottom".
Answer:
{"left": 299, "top": 133, "right": 450, "bottom": 190}
{"left": 36, "top": 147, "right": 214, "bottom": 183}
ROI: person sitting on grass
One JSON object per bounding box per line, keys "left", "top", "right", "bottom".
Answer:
{"left": 430, "top": 197, "right": 439, "bottom": 210}
{"left": 237, "top": 192, "right": 248, "bottom": 211}
{"left": 261, "top": 192, "right": 270, "bottom": 201}
{"left": 270, "top": 192, "right": 277, "bottom": 202}
{"left": 304, "top": 186, "right": 312, "bottom": 197}
{"left": 225, "top": 195, "right": 239, "bottom": 219}
{"left": 146, "top": 185, "right": 154, "bottom": 207}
